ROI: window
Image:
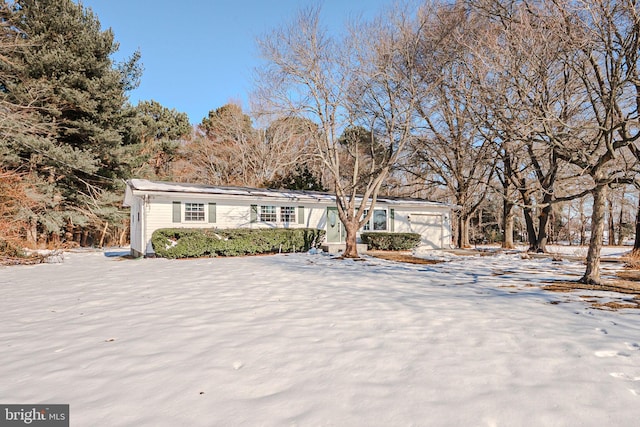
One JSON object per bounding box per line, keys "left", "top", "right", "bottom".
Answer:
{"left": 185, "top": 203, "right": 205, "bottom": 221}
{"left": 373, "top": 209, "right": 387, "bottom": 231}
{"left": 362, "top": 209, "right": 370, "bottom": 231}
{"left": 259, "top": 205, "right": 277, "bottom": 222}
{"left": 361, "top": 209, "right": 387, "bottom": 231}
{"left": 280, "top": 206, "right": 296, "bottom": 223}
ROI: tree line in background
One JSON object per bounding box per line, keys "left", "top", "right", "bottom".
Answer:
{"left": 1, "top": 0, "right": 639, "bottom": 285}
{"left": 250, "top": 0, "right": 640, "bottom": 284}
{"left": 0, "top": 0, "right": 190, "bottom": 252}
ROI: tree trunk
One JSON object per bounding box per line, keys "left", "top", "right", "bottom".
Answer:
{"left": 502, "top": 198, "right": 515, "bottom": 249}
{"left": 26, "top": 218, "right": 38, "bottom": 247}
{"left": 457, "top": 214, "right": 471, "bottom": 248}
{"left": 463, "top": 216, "right": 471, "bottom": 248}
{"left": 533, "top": 203, "right": 552, "bottom": 253}
{"left": 342, "top": 219, "right": 360, "bottom": 258}
{"left": 99, "top": 221, "right": 109, "bottom": 247}
{"left": 617, "top": 195, "right": 624, "bottom": 246}
{"left": 119, "top": 228, "right": 128, "bottom": 246}
{"left": 517, "top": 187, "right": 539, "bottom": 251}
{"left": 581, "top": 182, "right": 607, "bottom": 285}
{"left": 632, "top": 194, "right": 640, "bottom": 257}
{"left": 579, "top": 206, "right": 586, "bottom": 246}
{"left": 80, "top": 229, "right": 89, "bottom": 247}
{"left": 567, "top": 204, "right": 572, "bottom": 245}
{"left": 523, "top": 206, "right": 537, "bottom": 251}
{"left": 607, "top": 197, "right": 615, "bottom": 246}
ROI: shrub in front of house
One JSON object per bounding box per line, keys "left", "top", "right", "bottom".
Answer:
{"left": 360, "top": 232, "right": 421, "bottom": 251}
{"left": 151, "top": 228, "right": 326, "bottom": 258}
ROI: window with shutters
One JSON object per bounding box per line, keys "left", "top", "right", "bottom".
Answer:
{"left": 259, "top": 205, "right": 277, "bottom": 222}
{"left": 184, "top": 203, "right": 205, "bottom": 221}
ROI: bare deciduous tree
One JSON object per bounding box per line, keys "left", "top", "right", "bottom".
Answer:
{"left": 472, "top": 0, "right": 639, "bottom": 284}
{"left": 405, "top": 3, "right": 498, "bottom": 248}
{"left": 551, "top": 0, "right": 640, "bottom": 284}
{"left": 175, "top": 104, "right": 310, "bottom": 188}
{"left": 254, "top": 5, "right": 426, "bottom": 257}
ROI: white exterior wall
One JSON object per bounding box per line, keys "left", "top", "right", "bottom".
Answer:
{"left": 391, "top": 206, "right": 452, "bottom": 249}
{"left": 139, "top": 194, "right": 329, "bottom": 255}
{"left": 129, "top": 197, "right": 144, "bottom": 256}
{"left": 124, "top": 180, "right": 453, "bottom": 255}
{"left": 351, "top": 204, "right": 452, "bottom": 249}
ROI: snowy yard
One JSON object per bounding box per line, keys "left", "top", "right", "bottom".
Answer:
{"left": 1, "top": 248, "right": 639, "bottom": 426}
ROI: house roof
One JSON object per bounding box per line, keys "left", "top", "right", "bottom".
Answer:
{"left": 124, "top": 179, "right": 450, "bottom": 208}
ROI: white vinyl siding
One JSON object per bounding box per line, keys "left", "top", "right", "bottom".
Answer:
{"left": 142, "top": 199, "right": 328, "bottom": 255}
{"left": 390, "top": 207, "right": 452, "bottom": 249}
{"left": 150, "top": 200, "right": 325, "bottom": 232}
{"left": 130, "top": 188, "right": 450, "bottom": 255}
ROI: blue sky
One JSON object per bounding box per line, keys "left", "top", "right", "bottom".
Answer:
{"left": 79, "top": 0, "right": 393, "bottom": 124}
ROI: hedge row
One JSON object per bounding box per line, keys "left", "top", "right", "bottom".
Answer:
{"left": 360, "top": 232, "right": 421, "bottom": 251}
{"left": 151, "top": 228, "right": 325, "bottom": 259}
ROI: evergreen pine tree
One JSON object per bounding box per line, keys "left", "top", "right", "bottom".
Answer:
{"left": 124, "top": 100, "right": 191, "bottom": 179}
{"left": 0, "top": 0, "right": 142, "bottom": 244}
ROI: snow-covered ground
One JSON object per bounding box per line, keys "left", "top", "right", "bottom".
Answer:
{"left": 1, "top": 248, "right": 639, "bottom": 426}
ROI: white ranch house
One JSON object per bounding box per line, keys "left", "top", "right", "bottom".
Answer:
{"left": 123, "top": 179, "right": 453, "bottom": 257}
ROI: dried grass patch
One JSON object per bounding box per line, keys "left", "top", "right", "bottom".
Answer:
{"left": 0, "top": 250, "right": 64, "bottom": 266}
{"left": 543, "top": 279, "right": 640, "bottom": 310}
{"left": 543, "top": 279, "right": 640, "bottom": 295}
{"left": 590, "top": 300, "right": 640, "bottom": 310}
{"left": 367, "top": 251, "right": 444, "bottom": 265}
{"left": 616, "top": 269, "right": 640, "bottom": 281}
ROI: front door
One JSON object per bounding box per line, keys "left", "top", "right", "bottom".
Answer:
{"left": 326, "top": 207, "right": 345, "bottom": 243}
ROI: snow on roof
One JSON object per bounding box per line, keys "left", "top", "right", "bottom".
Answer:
{"left": 126, "top": 179, "right": 449, "bottom": 207}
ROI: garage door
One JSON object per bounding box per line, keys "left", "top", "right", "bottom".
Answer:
{"left": 410, "top": 214, "right": 443, "bottom": 249}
